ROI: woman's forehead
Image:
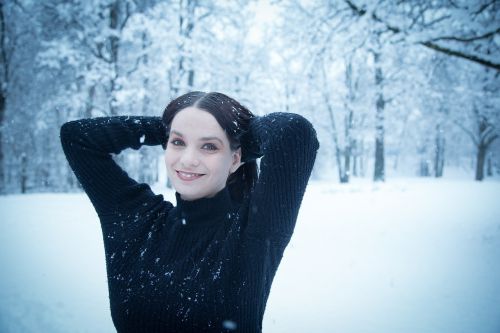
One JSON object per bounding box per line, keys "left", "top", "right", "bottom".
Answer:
{"left": 170, "top": 107, "right": 226, "bottom": 139}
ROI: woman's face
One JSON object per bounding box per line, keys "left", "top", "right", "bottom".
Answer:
{"left": 165, "top": 106, "right": 242, "bottom": 201}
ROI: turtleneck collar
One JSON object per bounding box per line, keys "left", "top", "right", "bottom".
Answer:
{"left": 174, "top": 186, "right": 234, "bottom": 227}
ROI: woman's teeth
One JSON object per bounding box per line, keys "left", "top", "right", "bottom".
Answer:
{"left": 177, "top": 171, "right": 204, "bottom": 180}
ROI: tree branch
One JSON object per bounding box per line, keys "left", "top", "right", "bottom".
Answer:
{"left": 427, "top": 27, "right": 500, "bottom": 43}
{"left": 485, "top": 133, "right": 499, "bottom": 147}
{"left": 453, "top": 119, "right": 479, "bottom": 147}
{"left": 344, "top": 0, "right": 500, "bottom": 71}
{"left": 345, "top": 0, "right": 401, "bottom": 33}
{"left": 344, "top": 0, "right": 366, "bottom": 16}
{"left": 125, "top": 53, "right": 145, "bottom": 76}
{"left": 119, "top": 1, "right": 131, "bottom": 31}
{"left": 421, "top": 41, "right": 500, "bottom": 71}
{"left": 474, "top": 0, "right": 496, "bottom": 16}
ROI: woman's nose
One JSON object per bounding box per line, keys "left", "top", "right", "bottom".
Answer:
{"left": 180, "top": 148, "right": 200, "bottom": 167}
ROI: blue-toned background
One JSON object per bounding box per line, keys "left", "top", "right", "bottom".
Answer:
{"left": 1, "top": 0, "right": 499, "bottom": 332}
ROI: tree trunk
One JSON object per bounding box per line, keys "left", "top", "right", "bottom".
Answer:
{"left": 373, "top": 108, "right": 385, "bottom": 181}
{"left": 434, "top": 123, "right": 445, "bottom": 177}
{"left": 352, "top": 139, "right": 358, "bottom": 177}
{"left": 0, "top": 1, "right": 7, "bottom": 193}
{"left": 321, "top": 61, "right": 348, "bottom": 184}
{"left": 343, "top": 148, "right": 351, "bottom": 182}
{"left": 108, "top": 0, "right": 120, "bottom": 116}
{"left": 342, "top": 110, "right": 354, "bottom": 182}
{"left": 172, "top": 0, "right": 197, "bottom": 95}
{"left": 475, "top": 144, "right": 486, "bottom": 181}
{"left": 185, "top": 0, "right": 195, "bottom": 90}
{"left": 85, "top": 85, "right": 95, "bottom": 118}
{"left": 342, "top": 61, "right": 357, "bottom": 182}
{"left": 138, "top": 31, "right": 159, "bottom": 185}
{"left": 359, "top": 139, "right": 365, "bottom": 177}
{"left": 393, "top": 111, "right": 410, "bottom": 172}
{"left": 474, "top": 111, "right": 498, "bottom": 181}
{"left": 486, "top": 152, "right": 493, "bottom": 177}
{"left": 0, "top": 90, "right": 4, "bottom": 193}
{"left": 418, "top": 142, "right": 430, "bottom": 177}
{"left": 187, "top": 69, "right": 195, "bottom": 89}
{"left": 420, "top": 159, "right": 430, "bottom": 177}
{"left": 373, "top": 98, "right": 385, "bottom": 181}
{"left": 20, "top": 153, "right": 27, "bottom": 193}
{"left": 325, "top": 96, "right": 347, "bottom": 183}
{"left": 373, "top": 51, "right": 385, "bottom": 182}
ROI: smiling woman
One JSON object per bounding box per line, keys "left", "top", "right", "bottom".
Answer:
{"left": 59, "top": 91, "right": 319, "bottom": 333}
{"left": 162, "top": 92, "right": 261, "bottom": 204}
{"left": 164, "top": 106, "right": 243, "bottom": 201}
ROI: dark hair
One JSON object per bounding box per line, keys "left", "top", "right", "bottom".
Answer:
{"left": 162, "top": 91, "right": 258, "bottom": 203}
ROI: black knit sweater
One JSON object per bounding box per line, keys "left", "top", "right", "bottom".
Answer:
{"left": 60, "top": 112, "right": 319, "bottom": 333}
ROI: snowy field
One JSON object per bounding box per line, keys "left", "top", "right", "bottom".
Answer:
{"left": 1, "top": 178, "right": 500, "bottom": 333}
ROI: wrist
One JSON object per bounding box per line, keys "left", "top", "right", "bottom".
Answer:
{"left": 240, "top": 117, "right": 263, "bottom": 162}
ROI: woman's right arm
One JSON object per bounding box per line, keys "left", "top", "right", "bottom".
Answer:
{"left": 60, "top": 116, "right": 169, "bottom": 217}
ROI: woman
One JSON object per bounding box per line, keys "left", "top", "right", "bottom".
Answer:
{"left": 60, "top": 91, "right": 319, "bottom": 333}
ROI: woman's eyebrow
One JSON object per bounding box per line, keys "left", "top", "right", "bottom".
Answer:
{"left": 170, "top": 130, "right": 184, "bottom": 137}
{"left": 200, "top": 136, "right": 224, "bottom": 145}
{"left": 170, "top": 130, "right": 223, "bottom": 145}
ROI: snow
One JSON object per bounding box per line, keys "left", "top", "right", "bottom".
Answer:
{"left": 223, "top": 319, "right": 238, "bottom": 330}
{"left": 265, "top": 179, "right": 500, "bottom": 332}
{"left": 1, "top": 178, "right": 499, "bottom": 332}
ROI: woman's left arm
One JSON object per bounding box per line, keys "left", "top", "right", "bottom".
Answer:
{"left": 242, "top": 112, "right": 320, "bottom": 242}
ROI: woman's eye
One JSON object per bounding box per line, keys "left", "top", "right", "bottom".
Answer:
{"left": 202, "top": 143, "right": 218, "bottom": 151}
{"left": 170, "top": 139, "right": 184, "bottom": 146}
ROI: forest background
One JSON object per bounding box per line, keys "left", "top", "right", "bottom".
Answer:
{"left": 0, "top": 0, "right": 499, "bottom": 194}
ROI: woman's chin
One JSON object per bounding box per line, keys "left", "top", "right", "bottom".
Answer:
{"left": 175, "top": 185, "right": 205, "bottom": 201}
{"left": 179, "top": 192, "right": 204, "bottom": 201}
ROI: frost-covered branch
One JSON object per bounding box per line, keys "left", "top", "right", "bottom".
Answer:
{"left": 453, "top": 119, "right": 479, "bottom": 147}
{"left": 473, "top": 0, "right": 496, "bottom": 16}
{"left": 421, "top": 41, "right": 500, "bottom": 71}
{"left": 344, "top": 0, "right": 500, "bottom": 71}
{"left": 427, "top": 27, "right": 500, "bottom": 43}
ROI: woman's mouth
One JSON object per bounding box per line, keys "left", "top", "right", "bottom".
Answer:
{"left": 176, "top": 170, "right": 205, "bottom": 181}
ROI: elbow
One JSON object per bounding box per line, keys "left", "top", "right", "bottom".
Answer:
{"left": 60, "top": 122, "right": 79, "bottom": 157}
{"left": 60, "top": 120, "right": 85, "bottom": 146}
{"left": 60, "top": 121, "right": 73, "bottom": 142}
{"left": 60, "top": 121, "right": 79, "bottom": 144}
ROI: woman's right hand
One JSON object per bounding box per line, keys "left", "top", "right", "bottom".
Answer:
{"left": 239, "top": 117, "right": 263, "bottom": 163}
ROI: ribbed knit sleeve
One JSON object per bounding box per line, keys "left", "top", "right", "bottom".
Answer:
{"left": 60, "top": 116, "right": 168, "bottom": 217}
{"left": 244, "top": 112, "right": 319, "bottom": 241}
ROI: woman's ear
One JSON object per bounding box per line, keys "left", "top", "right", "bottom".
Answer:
{"left": 230, "top": 147, "right": 243, "bottom": 174}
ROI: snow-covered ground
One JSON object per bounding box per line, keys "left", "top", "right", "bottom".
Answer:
{"left": 1, "top": 178, "right": 499, "bottom": 333}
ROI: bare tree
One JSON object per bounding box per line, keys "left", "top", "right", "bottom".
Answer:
{"left": 370, "top": 37, "right": 386, "bottom": 182}
{"left": 455, "top": 104, "right": 499, "bottom": 181}
{"left": 0, "top": 0, "right": 8, "bottom": 192}
{"left": 168, "top": 0, "right": 212, "bottom": 97}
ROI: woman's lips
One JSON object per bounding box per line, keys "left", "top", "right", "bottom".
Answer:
{"left": 176, "top": 170, "right": 205, "bottom": 181}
